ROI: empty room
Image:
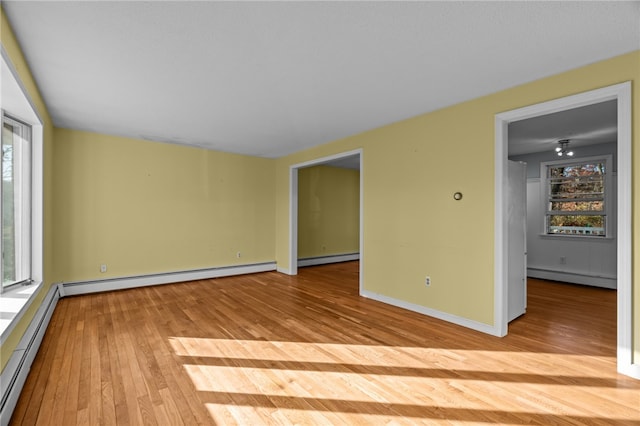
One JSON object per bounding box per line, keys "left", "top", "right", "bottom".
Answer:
{"left": 1, "top": 2, "right": 639, "bottom": 425}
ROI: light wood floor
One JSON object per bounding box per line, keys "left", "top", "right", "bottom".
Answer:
{"left": 10, "top": 262, "right": 640, "bottom": 425}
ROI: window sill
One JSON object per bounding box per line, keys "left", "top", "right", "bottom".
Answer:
{"left": 538, "top": 233, "right": 615, "bottom": 241}
{"left": 0, "top": 281, "right": 43, "bottom": 345}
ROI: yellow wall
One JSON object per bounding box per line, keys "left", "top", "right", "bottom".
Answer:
{"left": 53, "top": 129, "right": 276, "bottom": 282}
{"left": 1, "top": 8, "right": 55, "bottom": 371}
{"left": 276, "top": 51, "right": 640, "bottom": 352}
{"left": 298, "top": 165, "right": 359, "bottom": 259}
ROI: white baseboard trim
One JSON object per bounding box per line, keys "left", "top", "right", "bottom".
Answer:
{"left": 360, "top": 289, "right": 499, "bottom": 336}
{"left": 298, "top": 253, "right": 359, "bottom": 268}
{"left": 277, "top": 266, "right": 293, "bottom": 275}
{"left": 0, "top": 284, "right": 60, "bottom": 426}
{"left": 60, "top": 262, "right": 277, "bottom": 296}
{"left": 527, "top": 267, "right": 616, "bottom": 289}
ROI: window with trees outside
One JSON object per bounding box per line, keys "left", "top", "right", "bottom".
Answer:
{"left": 543, "top": 156, "right": 610, "bottom": 237}
{"left": 2, "top": 115, "right": 32, "bottom": 290}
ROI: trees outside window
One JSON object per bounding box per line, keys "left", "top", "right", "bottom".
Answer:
{"left": 543, "top": 156, "right": 611, "bottom": 237}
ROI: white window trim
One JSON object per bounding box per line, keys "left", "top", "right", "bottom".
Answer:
{"left": 539, "top": 154, "right": 612, "bottom": 238}
{"left": 0, "top": 47, "right": 44, "bottom": 344}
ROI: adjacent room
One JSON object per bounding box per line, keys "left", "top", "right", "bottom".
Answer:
{"left": 1, "top": 2, "right": 639, "bottom": 425}
{"left": 508, "top": 100, "right": 618, "bottom": 291}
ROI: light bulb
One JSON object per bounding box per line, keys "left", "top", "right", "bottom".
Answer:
{"left": 567, "top": 151, "right": 574, "bottom": 156}
{"left": 555, "top": 147, "right": 562, "bottom": 152}
{"left": 557, "top": 151, "right": 563, "bottom": 156}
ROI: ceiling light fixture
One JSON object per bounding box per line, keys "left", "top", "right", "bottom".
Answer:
{"left": 555, "top": 139, "right": 574, "bottom": 157}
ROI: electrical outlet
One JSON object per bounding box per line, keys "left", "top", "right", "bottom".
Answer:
{"left": 425, "top": 276, "right": 431, "bottom": 287}
{"left": 236, "top": 251, "right": 241, "bottom": 258}
{"left": 100, "top": 264, "right": 107, "bottom": 273}
{"left": 560, "top": 256, "right": 566, "bottom": 265}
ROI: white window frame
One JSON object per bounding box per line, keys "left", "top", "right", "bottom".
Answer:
{"left": 2, "top": 115, "right": 32, "bottom": 289}
{"left": 540, "top": 155, "right": 612, "bottom": 238}
{"left": 0, "top": 46, "right": 44, "bottom": 342}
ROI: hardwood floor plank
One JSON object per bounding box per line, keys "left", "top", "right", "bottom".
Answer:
{"left": 9, "top": 262, "right": 640, "bottom": 425}
{"left": 35, "top": 298, "right": 77, "bottom": 426}
{"left": 100, "top": 320, "right": 119, "bottom": 425}
{"left": 86, "top": 298, "right": 103, "bottom": 425}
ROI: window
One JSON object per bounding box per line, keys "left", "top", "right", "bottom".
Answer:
{"left": 1, "top": 115, "right": 31, "bottom": 289}
{"left": 1, "top": 52, "right": 43, "bottom": 339}
{"left": 542, "top": 156, "right": 611, "bottom": 237}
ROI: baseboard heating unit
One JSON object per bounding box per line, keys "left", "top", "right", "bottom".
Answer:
{"left": 298, "top": 253, "right": 359, "bottom": 268}
{"left": 0, "top": 285, "right": 60, "bottom": 426}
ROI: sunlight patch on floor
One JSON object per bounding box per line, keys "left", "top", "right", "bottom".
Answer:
{"left": 168, "top": 337, "right": 615, "bottom": 377}
{"left": 169, "top": 337, "right": 639, "bottom": 423}
{"left": 205, "top": 403, "right": 441, "bottom": 425}
{"left": 184, "top": 364, "right": 639, "bottom": 415}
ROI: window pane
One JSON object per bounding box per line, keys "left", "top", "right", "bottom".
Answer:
{"left": 545, "top": 158, "right": 608, "bottom": 237}
{"left": 547, "top": 215, "right": 605, "bottom": 236}
{"left": 549, "top": 164, "right": 605, "bottom": 200}
{"left": 550, "top": 200, "right": 604, "bottom": 212}
{"left": 2, "top": 123, "right": 16, "bottom": 284}
{"left": 549, "top": 179, "right": 604, "bottom": 200}
{"left": 2, "top": 118, "right": 30, "bottom": 288}
{"left": 548, "top": 163, "right": 605, "bottom": 178}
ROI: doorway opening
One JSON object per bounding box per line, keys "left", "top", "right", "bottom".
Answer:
{"left": 495, "top": 82, "right": 636, "bottom": 378}
{"left": 288, "top": 149, "right": 363, "bottom": 294}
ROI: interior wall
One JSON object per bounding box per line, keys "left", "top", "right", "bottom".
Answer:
{"left": 53, "top": 128, "right": 276, "bottom": 282}
{"left": 0, "top": 8, "right": 55, "bottom": 372}
{"left": 510, "top": 142, "right": 617, "bottom": 288}
{"left": 275, "top": 51, "right": 640, "bottom": 346}
{"left": 297, "top": 165, "right": 359, "bottom": 259}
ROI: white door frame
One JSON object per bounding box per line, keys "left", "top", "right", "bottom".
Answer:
{"left": 286, "top": 149, "right": 364, "bottom": 294}
{"left": 494, "top": 82, "right": 637, "bottom": 379}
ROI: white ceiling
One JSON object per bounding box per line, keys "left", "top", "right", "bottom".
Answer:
{"left": 508, "top": 99, "right": 618, "bottom": 156}
{"left": 2, "top": 1, "right": 639, "bottom": 158}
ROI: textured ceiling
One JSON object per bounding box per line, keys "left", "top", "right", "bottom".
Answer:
{"left": 3, "top": 1, "right": 639, "bottom": 158}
